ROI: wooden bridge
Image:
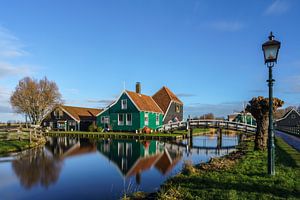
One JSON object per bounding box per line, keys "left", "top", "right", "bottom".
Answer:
{"left": 160, "top": 119, "right": 257, "bottom": 133}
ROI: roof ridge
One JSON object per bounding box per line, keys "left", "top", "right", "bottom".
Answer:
{"left": 62, "top": 105, "right": 101, "bottom": 110}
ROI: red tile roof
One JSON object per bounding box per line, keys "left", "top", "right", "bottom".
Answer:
{"left": 152, "top": 86, "right": 183, "bottom": 113}
{"left": 126, "top": 91, "right": 163, "bottom": 113}
{"left": 61, "top": 106, "right": 102, "bottom": 121}
{"left": 126, "top": 154, "right": 162, "bottom": 177}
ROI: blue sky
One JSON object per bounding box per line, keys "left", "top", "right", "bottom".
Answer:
{"left": 0, "top": 0, "right": 300, "bottom": 121}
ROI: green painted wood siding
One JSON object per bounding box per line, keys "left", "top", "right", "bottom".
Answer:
{"left": 140, "top": 111, "right": 163, "bottom": 130}
{"left": 97, "top": 92, "right": 140, "bottom": 131}
{"left": 97, "top": 92, "right": 163, "bottom": 131}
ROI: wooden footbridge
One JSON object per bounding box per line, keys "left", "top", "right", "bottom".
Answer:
{"left": 161, "top": 119, "right": 257, "bottom": 133}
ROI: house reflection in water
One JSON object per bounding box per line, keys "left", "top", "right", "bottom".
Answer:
{"left": 97, "top": 139, "right": 182, "bottom": 184}
{"left": 45, "top": 137, "right": 97, "bottom": 159}
{"left": 12, "top": 137, "right": 97, "bottom": 190}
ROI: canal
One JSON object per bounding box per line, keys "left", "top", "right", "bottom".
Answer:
{"left": 0, "top": 131, "right": 240, "bottom": 200}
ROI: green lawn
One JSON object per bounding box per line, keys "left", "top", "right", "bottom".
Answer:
{"left": 0, "top": 132, "right": 45, "bottom": 155}
{"left": 137, "top": 136, "right": 300, "bottom": 200}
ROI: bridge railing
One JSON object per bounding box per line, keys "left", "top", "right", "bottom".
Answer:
{"left": 159, "top": 119, "right": 257, "bottom": 133}
{"left": 188, "top": 119, "right": 256, "bottom": 133}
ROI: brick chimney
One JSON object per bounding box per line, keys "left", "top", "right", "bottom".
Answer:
{"left": 136, "top": 82, "right": 141, "bottom": 94}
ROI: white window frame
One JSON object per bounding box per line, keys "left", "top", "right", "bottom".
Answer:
{"left": 104, "top": 116, "right": 110, "bottom": 124}
{"left": 121, "top": 99, "right": 127, "bottom": 110}
{"left": 156, "top": 114, "right": 160, "bottom": 125}
{"left": 175, "top": 104, "right": 180, "bottom": 113}
{"left": 101, "top": 116, "right": 105, "bottom": 123}
{"left": 118, "top": 114, "right": 124, "bottom": 126}
{"left": 145, "top": 113, "right": 149, "bottom": 126}
{"left": 126, "top": 113, "right": 132, "bottom": 126}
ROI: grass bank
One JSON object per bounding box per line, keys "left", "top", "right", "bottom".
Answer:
{"left": 0, "top": 132, "right": 46, "bottom": 156}
{"left": 45, "top": 128, "right": 210, "bottom": 139}
{"left": 129, "top": 136, "right": 299, "bottom": 200}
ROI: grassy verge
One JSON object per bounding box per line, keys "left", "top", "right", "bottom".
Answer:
{"left": 0, "top": 132, "right": 46, "bottom": 156}
{"left": 131, "top": 136, "right": 299, "bottom": 200}
{"left": 47, "top": 128, "right": 210, "bottom": 137}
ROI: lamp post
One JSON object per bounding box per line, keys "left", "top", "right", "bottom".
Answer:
{"left": 262, "top": 32, "right": 281, "bottom": 176}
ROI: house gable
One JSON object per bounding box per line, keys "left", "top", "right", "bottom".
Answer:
{"left": 276, "top": 108, "right": 300, "bottom": 127}
{"left": 152, "top": 86, "right": 183, "bottom": 124}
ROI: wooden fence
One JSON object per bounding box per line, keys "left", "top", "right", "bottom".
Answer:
{"left": 276, "top": 126, "right": 300, "bottom": 137}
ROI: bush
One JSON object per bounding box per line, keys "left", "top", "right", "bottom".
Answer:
{"left": 88, "top": 124, "right": 97, "bottom": 132}
{"left": 97, "top": 127, "right": 103, "bottom": 132}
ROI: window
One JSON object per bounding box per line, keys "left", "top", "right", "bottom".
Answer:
{"left": 104, "top": 116, "right": 110, "bottom": 124}
{"left": 101, "top": 116, "right": 110, "bottom": 124}
{"left": 57, "top": 122, "right": 65, "bottom": 129}
{"left": 156, "top": 114, "right": 160, "bottom": 125}
{"left": 118, "top": 142, "right": 124, "bottom": 156}
{"left": 121, "top": 99, "right": 127, "bottom": 110}
{"left": 291, "top": 114, "right": 296, "bottom": 119}
{"left": 69, "top": 121, "right": 76, "bottom": 126}
{"left": 118, "top": 114, "right": 124, "bottom": 125}
{"left": 54, "top": 109, "right": 63, "bottom": 119}
{"left": 175, "top": 104, "right": 181, "bottom": 113}
{"left": 126, "top": 143, "right": 132, "bottom": 157}
{"left": 126, "top": 114, "right": 132, "bottom": 126}
{"left": 145, "top": 113, "right": 149, "bottom": 126}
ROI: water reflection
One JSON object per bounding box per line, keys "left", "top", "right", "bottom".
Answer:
{"left": 45, "top": 137, "right": 97, "bottom": 159}
{"left": 12, "top": 148, "right": 62, "bottom": 189}
{"left": 97, "top": 140, "right": 182, "bottom": 184}
{"left": 1, "top": 132, "right": 240, "bottom": 199}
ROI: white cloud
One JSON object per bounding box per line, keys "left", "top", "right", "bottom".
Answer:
{"left": 207, "top": 20, "right": 244, "bottom": 32}
{"left": 264, "top": 0, "right": 290, "bottom": 15}
{"left": 0, "top": 62, "right": 33, "bottom": 79}
{"left": 0, "top": 26, "right": 27, "bottom": 58}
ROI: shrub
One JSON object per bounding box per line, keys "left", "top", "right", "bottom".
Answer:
{"left": 88, "top": 124, "right": 97, "bottom": 132}
{"left": 97, "top": 127, "right": 103, "bottom": 132}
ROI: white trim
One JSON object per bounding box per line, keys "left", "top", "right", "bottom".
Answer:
{"left": 156, "top": 113, "right": 160, "bottom": 125}
{"left": 96, "top": 90, "right": 126, "bottom": 117}
{"left": 163, "top": 101, "right": 173, "bottom": 121}
{"left": 59, "top": 106, "right": 80, "bottom": 122}
{"left": 144, "top": 113, "right": 149, "bottom": 126}
{"left": 41, "top": 105, "right": 80, "bottom": 123}
{"left": 124, "top": 91, "right": 141, "bottom": 112}
{"left": 126, "top": 113, "right": 132, "bottom": 126}
{"left": 121, "top": 99, "right": 128, "bottom": 110}
{"left": 125, "top": 153, "right": 163, "bottom": 178}
{"left": 276, "top": 108, "right": 300, "bottom": 122}
{"left": 118, "top": 113, "right": 124, "bottom": 126}
{"left": 97, "top": 90, "right": 164, "bottom": 117}
{"left": 151, "top": 95, "right": 164, "bottom": 114}
{"left": 125, "top": 91, "right": 164, "bottom": 114}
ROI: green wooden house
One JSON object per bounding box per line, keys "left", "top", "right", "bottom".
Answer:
{"left": 97, "top": 86, "right": 164, "bottom": 132}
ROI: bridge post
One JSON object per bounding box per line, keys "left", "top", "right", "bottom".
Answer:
{"left": 217, "top": 128, "right": 222, "bottom": 149}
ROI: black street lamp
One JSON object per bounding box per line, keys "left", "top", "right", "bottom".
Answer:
{"left": 262, "top": 32, "right": 281, "bottom": 176}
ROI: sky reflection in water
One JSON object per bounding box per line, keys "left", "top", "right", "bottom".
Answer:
{"left": 0, "top": 132, "right": 240, "bottom": 200}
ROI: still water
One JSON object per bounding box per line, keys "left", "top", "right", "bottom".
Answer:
{"left": 0, "top": 132, "right": 240, "bottom": 200}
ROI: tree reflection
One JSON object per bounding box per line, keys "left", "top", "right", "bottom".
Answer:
{"left": 12, "top": 147, "right": 62, "bottom": 189}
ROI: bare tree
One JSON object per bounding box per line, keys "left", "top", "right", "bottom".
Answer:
{"left": 10, "top": 77, "right": 62, "bottom": 125}
{"left": 199, "top": 113, "right": 215, "bottom": 120}
{"left": 246, "top": 96, "right": 284, "bottom": 150}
